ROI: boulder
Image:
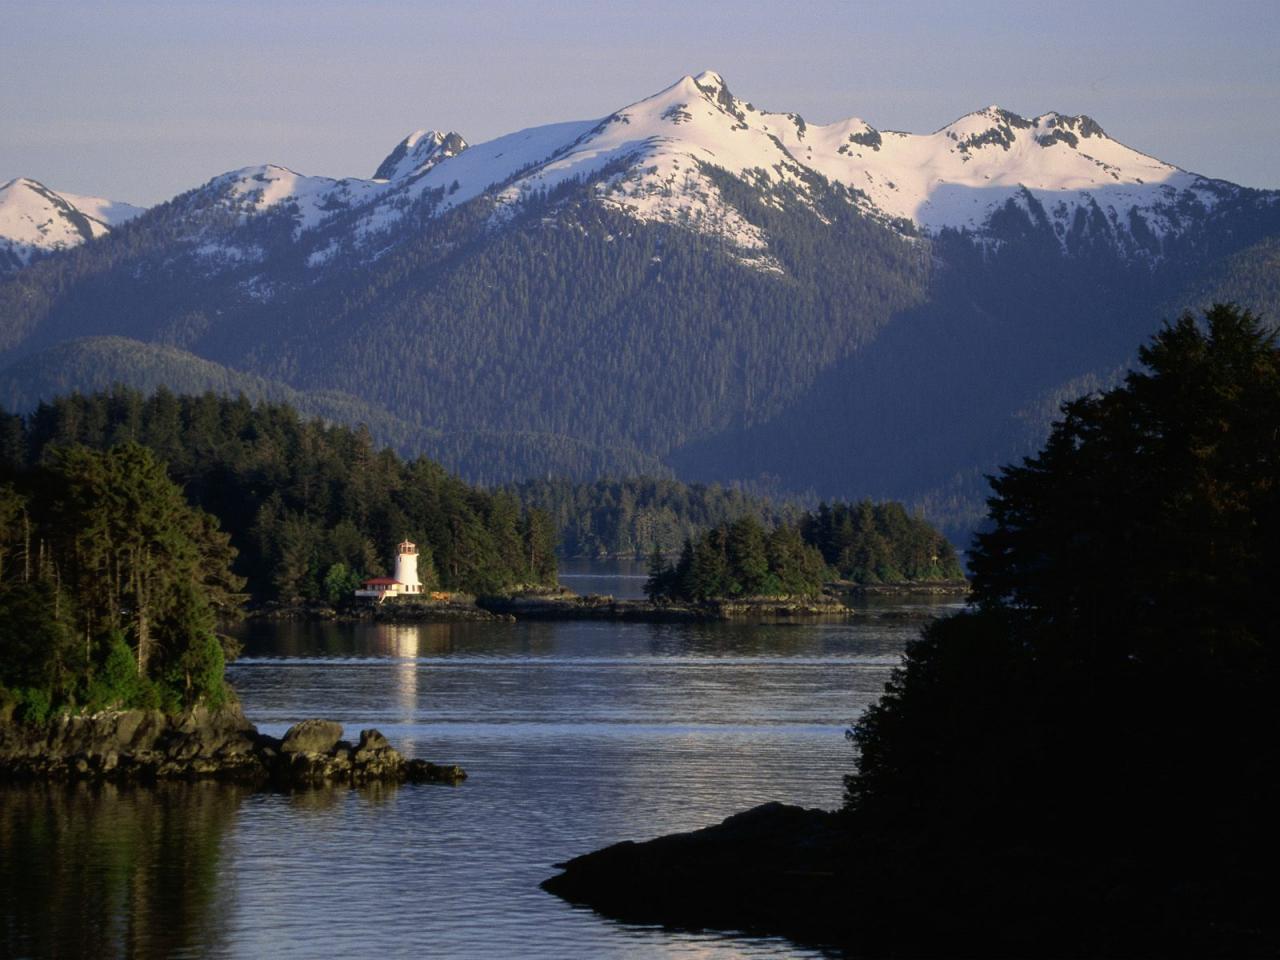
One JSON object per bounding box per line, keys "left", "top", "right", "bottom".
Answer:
{"left": 352, "top": 729, "right": 392, "bottom": 760}
{"left": 280, "top": 719, "right": 344, "bottom": 755}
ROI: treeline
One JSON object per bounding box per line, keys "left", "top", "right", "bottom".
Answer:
{"left": 508, "top": 476, "right": 805, "bottom": 558}
{"left": 0, "top": 389, "right": 558, "bottom": 605}
{"left": 645, "top": 516, "right": 829, "bottom": 601}
{"left": 644, "top": 501, "right": 962, "bottom": 601}
{"left": 1, "top": 443, "right": 241, "bottom": 720}
{"left": 0, "top": 337, "right": 672, "bottom": 485}
{"left": 801, "top": 500, "right": 964, "bottom": 582}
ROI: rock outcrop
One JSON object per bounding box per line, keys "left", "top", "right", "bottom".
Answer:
{"left": 0, "top": 703, "right": 465, "bottom": 788}
{"left": 279, "top": 718, "right": 344, "bottom": 755}
{"left": 542, "top": 802, "right": 850, "bottom": 945}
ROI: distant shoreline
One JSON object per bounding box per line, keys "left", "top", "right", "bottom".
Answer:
{"left": 244, "top": 581, "right": 968, "bottom": 626}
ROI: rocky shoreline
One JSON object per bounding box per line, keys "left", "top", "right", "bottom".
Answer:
{"left": 247, "top": 594, "right": 512, "bottom": 623}
{"left": 542, "top": 802, "right": 852, "bottom": 947}
{"left": 479, "top": 591, "right": 861, "bottom": 621}
{"left": 241, "top": 575, "right": 969, "bottom": 626}
{"left": 0, "top": 703, "right": 465, "bottom": 788}
{"left": 247, "top": 587, "right": 963, "bottom": 625}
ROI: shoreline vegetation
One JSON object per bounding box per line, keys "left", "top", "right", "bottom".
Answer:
{"left": 1, "top": 388, "right": 963, "bottom": 789}
{"left": 541, "top": 305, "right": 1280, "bottom": 956}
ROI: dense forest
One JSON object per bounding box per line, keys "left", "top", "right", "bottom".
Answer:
{"left": 644, "top": 501, "right": 963, "bottom": 601}
{"left": 2, "top": 154, "right": 1276, "bottom": 541}
{"left": 800, "top": 500, "right": 963, "bottom": 582}
{"left": 510, "top": 478, "right": 963, "bottom": 576}
{"left": 644, "top": 516, "right": 830, "bottom": 601}
{"left": 0, "top": 173, "right": 926, "bottom": 462}
{"left": 508, "top": 476, "right": 804, "bottom": 558}
{"left": 1, "top": 443, "right": 241, "bottom": 721}
{"left": 0, "top": 389, "right": 558, "bottom": 606}
{"left": 839, "top": 305, "right": 1280, "bottom": 954}
{"left": 0, "top": 337, "right": 670, "bottom": 484}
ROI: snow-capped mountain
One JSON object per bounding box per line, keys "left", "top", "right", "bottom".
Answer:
{"left": 140, "top": 69, "right": 1244, "bottom": 272}
{"left": 372, "top": 129, "right": 468, "bottom": 182}
{"left": 2, "top": 71, "right": 1276, "bottom": 538}
{"left": 0, "top": 177, "right": 144, "bottom": 272}
{"left": 395, "top": 69, "right": 1226, "bottom": 245}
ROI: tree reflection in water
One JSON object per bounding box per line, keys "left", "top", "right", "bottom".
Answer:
{"left": 0, "top": 781, "right": 246, "bottom": 959}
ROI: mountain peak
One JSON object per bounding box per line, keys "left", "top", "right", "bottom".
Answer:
{"left": 0, "top": 177, "right": 144, "bottom": 273}
{"left": 690, "top": 69, "right": 736, "bottom": 113}
{"left": 373, "top": 130, "right": 468, "bottom": 181}
{"left": 693, "top": 69, "right": 725, "bottom": 89}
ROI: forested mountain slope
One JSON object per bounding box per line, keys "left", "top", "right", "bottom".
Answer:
{"left": 1, "top": 72, "right": 1277, "bottom": 534}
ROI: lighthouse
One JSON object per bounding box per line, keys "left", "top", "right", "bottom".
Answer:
{"left": 394, "top": 540, "right": 422, "bottom": 594}
{"left": 355, "top": 539, "right": 424, "bottom": 600}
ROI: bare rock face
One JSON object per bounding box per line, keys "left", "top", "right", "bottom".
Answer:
{"left": 0, "top": 708, "right": 466, "bottom": 789}
{"left": 280, "top": 719, "right": 344, "bottom": 755}
{"left": 349, "top": 728, "right": 404, "bottom": 782}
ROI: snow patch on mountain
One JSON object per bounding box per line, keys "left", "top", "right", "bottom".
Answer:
{"left": 203, "top": 164, "right": 388, "bottom": 234}
{"left": 0, "top": 177, "right": 144, "bottom": 270}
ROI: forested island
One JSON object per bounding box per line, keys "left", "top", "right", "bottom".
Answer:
{"left": 0, "top": 390, "right": 962, "bottom": 623}
{"left": 508, "top": 476, "right": 804, "bottom": 558}
{"left": 544, "top": 304, "right": 1280, "bottom": 956}
{"left": 644, "top": 503, "right": 963, "bottom": 602}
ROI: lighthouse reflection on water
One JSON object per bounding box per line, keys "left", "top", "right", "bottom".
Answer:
{"left": 374, "top": 624, "right": 420, "bottom": 721}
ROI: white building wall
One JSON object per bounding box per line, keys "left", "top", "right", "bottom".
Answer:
{"left": 395, "top": 545, "right": 421, "bottom": 591}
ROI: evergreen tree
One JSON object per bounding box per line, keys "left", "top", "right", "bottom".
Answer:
{"left": 842, "top": 305, "right": 1280, "bottom": 954}
{"left": 644, "top": 544, "right": 672, "bottom": 601}
{"left": 1, "top": 443, "right": 244, "bottom": 717}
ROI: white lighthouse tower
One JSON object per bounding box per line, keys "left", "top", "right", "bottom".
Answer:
{"left": 394, "top": 540, "right": 422, "bottom": 594}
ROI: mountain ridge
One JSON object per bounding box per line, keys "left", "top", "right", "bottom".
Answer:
{"left": 1, "top": 71, "right": 1276, "bottom": 538}
{"left": 4, "top": 70, "right": 1255, "bottom": 277}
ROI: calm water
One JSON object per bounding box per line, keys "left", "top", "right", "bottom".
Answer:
{"left": 1, "top": 572, "right": 956, "bottom": 959}
{"left": 557, "top": 557, "right": 651, "bottom": 598}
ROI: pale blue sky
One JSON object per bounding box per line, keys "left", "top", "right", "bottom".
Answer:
{"left": 3, "top": 0, "right": 1277, "bottom": 205}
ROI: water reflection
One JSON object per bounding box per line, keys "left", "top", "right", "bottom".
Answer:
{"left": 3, "top": 600, "right": 954, "bottom": 958}
{"left": 0, "top": 781, "right": 246, "bottom": 960}
{"left": 374, "top": 624, "right": 421, "bottom": 721}
{"left": 557, "top": 557, "right": 650, "bottom": 599}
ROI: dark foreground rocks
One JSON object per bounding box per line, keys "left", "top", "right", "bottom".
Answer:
{"left": 545, "top": 802, "right": 1280, "bottom": 958}
{"left": 542, "top": 803, "right": 853, "bottom": 946}
{"left": 0, "top": 702, "right": 465, "bottom": 789}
